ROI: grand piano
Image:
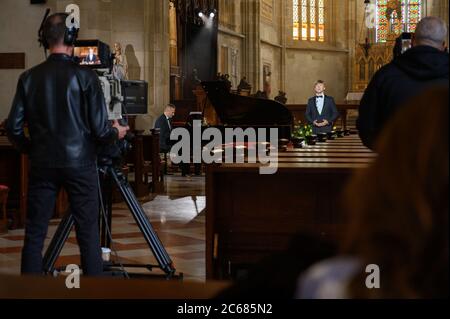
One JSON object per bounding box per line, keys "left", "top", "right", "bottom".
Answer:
{"left": 174, "top": 81, "right": 293, "bottom": 141}
{"left": 201, "top": 81, "right": 293, "bottom": 139}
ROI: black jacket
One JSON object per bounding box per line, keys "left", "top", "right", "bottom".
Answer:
{"left": 154, "top": 114, "right": 172, "bottom": 153}
{"left": 6, "top": 54, "right": 118, "bottom": 168}
{"left": 357, "top": 46, "right": 449, "bottom": 149}
{"left": 305, "top": 95, "right": 339, "bottom": 134}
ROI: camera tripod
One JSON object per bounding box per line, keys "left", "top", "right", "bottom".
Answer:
{"left": 42, "top": 160, "right": 178, "bottom": 279}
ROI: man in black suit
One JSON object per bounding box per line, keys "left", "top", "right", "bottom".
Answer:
{"left": 305, "top": 80, "right": 339, "bottom": 134}
{"left": 154, "top": 104, "right": 176, "bottom": 154}
{"left": 83, "top": 47, "right": 98, "bottom": 64}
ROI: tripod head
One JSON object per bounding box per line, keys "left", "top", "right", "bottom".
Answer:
{"left": 97, "top": 127, "right": 135, "bottom": 169}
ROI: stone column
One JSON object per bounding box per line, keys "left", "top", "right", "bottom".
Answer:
{"left": 348, "top": 0, "right": 357, "bottom": 92}
{"left": 137, "top": 0, "right": 170, "bottom": 131}
{"left": 242, "top": 0, "right": 261, "bottom": 91}
{"left": 280, "top": 0, "right": 287, "bottom": 92}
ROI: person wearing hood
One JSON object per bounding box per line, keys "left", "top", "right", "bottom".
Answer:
{"left": 357, "top": 16, "right": 449, "bottom": 150}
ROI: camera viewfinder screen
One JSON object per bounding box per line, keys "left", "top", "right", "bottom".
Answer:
{"left": 74, "top": 46, "right": 102, "bottom": 66}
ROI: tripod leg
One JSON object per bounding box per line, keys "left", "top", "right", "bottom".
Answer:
{"left": 42, "top": 211, "right": 75, "bottom": 274}
{"left": 99, "top": 171, "right": 113, "bottom": 249}
{"left": 109, "top": 167, "right": 176, "bottom": 276}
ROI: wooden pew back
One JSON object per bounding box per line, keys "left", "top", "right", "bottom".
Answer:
{"left": 205, "top": 135, "right": 375, "bottom": 280}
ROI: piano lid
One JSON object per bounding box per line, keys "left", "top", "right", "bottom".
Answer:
{"left": 202, "top": 81, "right": 293, "bottom": 126}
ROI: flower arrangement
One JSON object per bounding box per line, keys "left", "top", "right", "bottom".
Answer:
{"left": 292, "top": 121, "right": 314, "bottom": 147}
{"left": 292, "top": 121, "right": 313, "bottom": 139}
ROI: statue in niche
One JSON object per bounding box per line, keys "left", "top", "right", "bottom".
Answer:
{"left": 274, "top": 91, "right": 287, "bottom": 105}
{"left": 112, "top": 42, "right": 128, "bottom": 80}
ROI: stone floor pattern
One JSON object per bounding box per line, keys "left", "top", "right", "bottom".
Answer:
{"left": 0, "top": 176, "right": 207, "bottom": 282}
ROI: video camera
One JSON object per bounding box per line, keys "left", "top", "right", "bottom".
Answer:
{"left": 73, "top": 40, "right": 149, "bottom": 121}
{"left": 73, "top": 40, "right": 149, "bottom": 163}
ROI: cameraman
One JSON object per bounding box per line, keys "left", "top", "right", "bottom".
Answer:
{"left": 6, "top": 13, "right": 129, "bottom": 276}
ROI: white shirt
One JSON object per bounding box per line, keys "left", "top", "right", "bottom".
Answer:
{"left": 166, "top": 116, "right": 172, "bottom": 131}
{"left": 316, "top": 94, "right": 325, "bottom": 115}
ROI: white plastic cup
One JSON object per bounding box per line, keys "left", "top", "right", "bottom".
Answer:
{"left": 101, "top": 247, "right": 112, "bottom": 262}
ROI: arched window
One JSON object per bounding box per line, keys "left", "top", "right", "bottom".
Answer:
{"left": 376, "top": 0, "right": 422, "bottom": 43}
{"left": 293, "top": 0, "right": 325, "bottom": 42}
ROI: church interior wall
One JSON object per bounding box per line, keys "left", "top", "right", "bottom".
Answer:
{"left": 0, "top": 0, "right": 448, "bottom": 123}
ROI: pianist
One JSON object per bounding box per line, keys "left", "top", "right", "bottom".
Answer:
{"left": 154, "top": 104, "right": 176, "bottom": 174}
{"left": 305, "top": 80, "right": 339, "bottom": 135}
{"left": 154, "top": 104, "right": 176, "bottom": 154}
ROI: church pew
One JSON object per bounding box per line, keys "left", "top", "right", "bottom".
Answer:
{"left": 297, "top": 145, "right": 371, "bottom": 149}
{"left": 245, "top": 157, "right": 373, "bottom": 164}
{"left": 286, "top": 149, "right": 373, "bottom": 154}
{"left": 0, "top": 137, "right": 72, "bottom": 227}
{"left": 124, "top": 130, "right": 164, "bottom": 197}
{"left": 205, "top": 140, "right": 374, "bottom": 280}
{"left": 0, "top": 136, "right": 28, "bottom": 228}
{"left": 277, "top": 152, "right": 375, "bottom": 158}
{"left": 0, "top": 274, "right": 230, "bottom": 299}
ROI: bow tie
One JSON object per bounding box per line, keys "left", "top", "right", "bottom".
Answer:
{"left": 316, "top": 96, "right": 324, "bottom": 99}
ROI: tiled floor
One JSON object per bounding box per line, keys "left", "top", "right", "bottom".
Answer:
{"left": 0, "top": 175, "right": 207, "bottom": 282}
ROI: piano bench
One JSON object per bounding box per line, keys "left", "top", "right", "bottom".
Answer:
{"left": 0, "top": 185, "right": 9, "bottom": 234}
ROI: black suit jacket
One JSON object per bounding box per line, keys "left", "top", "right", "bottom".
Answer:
{"left": 154, "top": 114, "right": 172, "bottom": 153}
{"left": 84, "top": 54, "right": 97, "bottom": 63}
{"left": 305, "top": 95, "right": 339, "bottom": 134}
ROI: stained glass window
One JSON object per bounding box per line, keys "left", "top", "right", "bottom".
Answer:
{"left": 302, "top": 0, "right": 308, "bottom": 40}
{"left": 376, "top": 0, "right": 422, "bottom": 43}
{"left": 310, "top": 0, "right": 316, "bottom": 41}
{"left": 293, "top": 0, "right": 299, "bottom": 40}
{"left": 293, "top": 0, "right": 325, "bottom": 42}
{"left": 318, "top": 0, "right": 325, "bottom": 42}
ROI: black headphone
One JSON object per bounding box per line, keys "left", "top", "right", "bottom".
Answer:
{"left": 38, "top": 9, "right": 79, "bottom": 50}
